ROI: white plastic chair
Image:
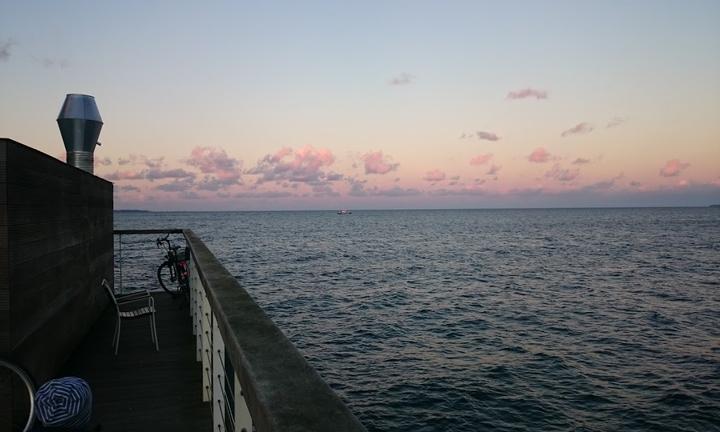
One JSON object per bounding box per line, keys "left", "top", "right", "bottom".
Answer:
{"left": 101, "top": 279, "right": 159, "bottom": 355}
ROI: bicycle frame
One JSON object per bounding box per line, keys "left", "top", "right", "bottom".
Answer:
{"left": 156, "top": 234, "right": 189, "bottom": 297}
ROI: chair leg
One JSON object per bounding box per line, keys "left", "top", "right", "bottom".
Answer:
{"left": 113, "top": 317, "right": 119, "bottom": 348}
{"left": 151, "top": 313, "right": 159, "bottom": 351}
{"left": 149, "top": 316, "right": 156, "bottom": 344}
{"left": 115, "top": 320, "right": 122, "bottom": 355}
{"left": 149, "top": 314, "right": 155, "bottom": 345}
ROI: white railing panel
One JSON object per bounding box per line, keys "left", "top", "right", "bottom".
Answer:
{"left": 195, "top": 266, "right": 203, "bottom": 363}
{"left": 189, "top": 256, "right": 197, "bottom": 334}
{"left": 201, "top": 289, "right": 212, "bottom": 402}
{"left": 212, "top": 311, "right": 226, "bottom": 431}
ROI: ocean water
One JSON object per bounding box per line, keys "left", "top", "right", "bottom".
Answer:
{"left": 115, "top": 208, "right": 720, "bottom": 431}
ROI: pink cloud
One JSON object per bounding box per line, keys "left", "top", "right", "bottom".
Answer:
{"left": 572, "top": 158, "right": 591, "bottom": 165}
{"left": 528, "top": 147, "right": 552, "bottom": 163}
{"left": 659, "top": 159, "right": 690, "bottom": 177}
{"left": 187, "top": 147, "right": 241, "bottom": 180}
{"left": 561, "top": 123, "right": 594, "bottom": 137}
{"left": 470, "top": 153, "right": 493, "bottom": 166}
{"left": 249, "top": 145, "right": 338, "bottom": 184}
{"left": 423, "top": 169, "right": 446, "bottom": 182}
{"left": 362, "top": 151, "right": 399, "bottom": 175}
{"left": 507, "top": 88, "right": 547, "bottom": 100}
{"left": 183, "top": 147, "right": 243, "bottom": 190}
{"left": 270, "top": 147, "right": 293, "bottom": 162}
{"left": 105, "top": 170, "right": 146, "bottom": 181}
{"left": 545, "top": 164, "right": 580, "bottom": 182}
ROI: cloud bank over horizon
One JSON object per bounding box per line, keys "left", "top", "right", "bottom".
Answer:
{"left": 101, "top": 144, "right": 720, "bottom": 211}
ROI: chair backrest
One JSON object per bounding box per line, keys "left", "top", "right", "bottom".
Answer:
{"left": 100, "top": 279, "right": 119, "bottom": 311}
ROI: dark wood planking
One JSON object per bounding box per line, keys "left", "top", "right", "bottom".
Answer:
{"left": 1, "top": 138, "right": 114, "bottom": 429}
{"left": 62, "top": 295, "right": 212, "bottom": 432}
{"left": 0, "top": 140, "right": 8, "bottom": 353}
{"left": 0, "top": 140, "right": 11, "bottom": 430}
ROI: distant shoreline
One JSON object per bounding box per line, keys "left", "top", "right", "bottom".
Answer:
{"left": 113, "top": 206, "right": 719, "bottom": 213}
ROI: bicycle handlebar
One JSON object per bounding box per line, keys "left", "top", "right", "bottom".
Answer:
{"left": 156, "top": 234, "right": 182, "bottom": 259}
{"left": 156, "top": 233, "right": 171, "bottom": 250}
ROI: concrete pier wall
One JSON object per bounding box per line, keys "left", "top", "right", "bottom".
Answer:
{"left": 0, "top": 138, "right": 113, "bottom": 429}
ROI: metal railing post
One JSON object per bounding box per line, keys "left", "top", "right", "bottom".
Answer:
{"left": 118, "top": 233, "right": 123, "bottom": 294}
{"left": 212, "top": 312, "right": 226, "bottom": 431}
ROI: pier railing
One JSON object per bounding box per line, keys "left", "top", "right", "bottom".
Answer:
{"left": 113, "top": 229, "right": 366, "bottom": 432}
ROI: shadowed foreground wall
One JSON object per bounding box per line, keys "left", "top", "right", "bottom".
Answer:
{"left": 0, "top": 138, "right": 113, "bottom": 429}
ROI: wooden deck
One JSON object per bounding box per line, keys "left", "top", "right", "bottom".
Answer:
{"left": 62, "top": 294, "right": 212, "bottom": 431}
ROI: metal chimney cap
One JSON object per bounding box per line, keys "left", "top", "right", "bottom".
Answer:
{"left": 57, "top": 94, "right": 103, "bottom": 122}
{"left": 57, "top": 93, "right": 103, "bottom": 174}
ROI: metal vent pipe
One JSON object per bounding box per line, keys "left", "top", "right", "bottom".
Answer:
{"left": 57, "top": 94, "right": 103, "bottom": 174}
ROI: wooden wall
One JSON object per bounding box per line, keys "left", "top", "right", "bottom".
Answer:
{"left": 0, "top": 138, "right": 113, "bottom": 429}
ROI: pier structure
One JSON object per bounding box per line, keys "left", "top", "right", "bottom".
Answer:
{"left": 1, "top": 138, "right": 366, "bottom": 431}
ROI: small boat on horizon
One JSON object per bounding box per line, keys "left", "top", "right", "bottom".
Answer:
{"left": 337, "top": 209, "right": 352, "bottom": 215}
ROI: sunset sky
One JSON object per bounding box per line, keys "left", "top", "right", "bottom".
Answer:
{"left": 1, "top": 1, "right": 719, "bottom": 210}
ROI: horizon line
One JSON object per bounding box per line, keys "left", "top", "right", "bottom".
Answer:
{"left": 114, "top": 205, "right": 720, "bottom": 213}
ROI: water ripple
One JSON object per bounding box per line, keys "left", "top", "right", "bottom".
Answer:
{"left": 116, "top": 208, "right": 720, "bottom": 431}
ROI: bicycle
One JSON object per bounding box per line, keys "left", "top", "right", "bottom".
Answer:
{"left": 156, "top": 234, "right": 190, "bottom": 299}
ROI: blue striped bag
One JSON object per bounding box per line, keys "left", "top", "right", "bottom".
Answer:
{"left": 35, "top": 377, "right": 93, "bottom": 429}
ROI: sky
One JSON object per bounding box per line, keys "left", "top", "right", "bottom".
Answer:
{"left": 1, "top": 0, "right": 719, "bottom": 210}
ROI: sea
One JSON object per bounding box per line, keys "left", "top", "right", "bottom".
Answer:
{"left": 114, "top": 208, "right": 720, "bottom": 432}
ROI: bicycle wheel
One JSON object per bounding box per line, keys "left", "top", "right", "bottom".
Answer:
{"left": 157, "top": 261, "right": 181, "bottom": 297}
{"left": 0, "top": 359, "right": 35, "bottom": 432}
